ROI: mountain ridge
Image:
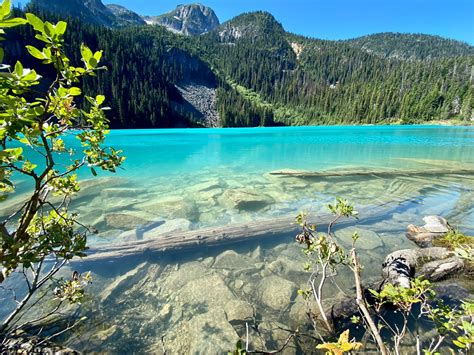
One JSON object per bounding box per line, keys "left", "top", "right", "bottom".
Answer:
{"left": 9, "top": 2, "right": 474, "bottom": 128}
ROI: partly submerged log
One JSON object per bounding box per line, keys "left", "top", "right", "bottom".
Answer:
{"left": 268, "top": 167, "right": 474, "bottom": 179}
{"left": 78, "top": 202, "right": 402, "bottom": 263}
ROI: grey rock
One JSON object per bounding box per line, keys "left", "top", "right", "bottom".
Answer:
{"left": 224, "top": 300, "right": 254, "bottom": 323}
{"left": 336, "top": 226, "right": 383, "bottom": 250}
{"left": 219, "top": 188, "right": 274, "bottom": 211}
{"left": 143, "top": 218, "right": 192, "bottom": 239}
{"left": 213, "top": 250, "right": 252, "bottom": 270}
{"left": 406, "top": 215, "right": 451, "bottom": 247}
{"left": 144, "top": 4, "right": 219, "bottom": 36}
{"left": 100, "top": 262, "right": 148, "bottom": 303}
{"left": 419, "top": 257, "right": 464, "bottom": 281}
{"left": 187, "top": 309, "right": 239, "bottom": 353}
{"left": 104, "top": 212, "right": 150, "bottom": 230}
{"left": 259, "top": 275, "right": 297, "bottom": 310}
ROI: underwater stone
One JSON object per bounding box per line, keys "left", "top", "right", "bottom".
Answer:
{"left": 101, "top": 188, "right": 147, "bottom": 199}
{"left": 335, "top": 226, "right": 383, "bottom": 250}
{"left": 259, "top": 275, "right": 297, "bottom": 310}
{"left": 218, "top": 188, "right": 274, "bottom": 211}
{"left": 100, "top": 262, "right": 149, "bottom": 303}
{"left": 157, "top": 303, "right": 172, "bottom": 321}
{"left": 214, "top": 250, "right": 253, "bottom": 270}
{"left": 234, "top": 279, "right": 244, "bottom": 290}
{"left": 224, "top": 299, "right": 254, "bottom": 323}
{"left": 105, "top": 212, "right": 150, "bottom": 230}
{"left": 187, "top": 309, "right": 239, "bottom": 354}
{"left": 140, "top": 197, "right": 199, "bottom": 221}
{"left": 94, "top": 325, "right": 118, "bottom": 342}
{"left": 143, "top": 218, "right": 192, "bottom": 239}
{"left": 201, "top": 256, "right": 214, "bottom": 267}
{"left": 186, "top": 179, "right": 222, "bottom": 193}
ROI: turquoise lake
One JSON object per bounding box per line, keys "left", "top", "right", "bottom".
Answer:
{"left": 1, "top": 125, "right": 473, "bottom": 353}
{"left": 3, "top": 125, "right": 474, "bottom": 245}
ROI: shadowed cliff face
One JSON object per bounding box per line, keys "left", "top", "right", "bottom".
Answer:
{"left": 144, "top": 4, "right": 220, "bottom": 36}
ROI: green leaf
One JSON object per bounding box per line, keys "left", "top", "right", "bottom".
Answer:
{"left": 69, "top": 87, "right": 81, "bottom": 96}
{"left": 80, "top": 44, "right": 93, "bottom": 63}
{"left": 0, "top": 17, "right": 28, "bottom": 28}
{"left": 453, "top": 339, "right": 466, "bottom": 348}
{"left": 26, "top": 45, "right": 45, "bottom": 60}
{"left": 96, "top": 95, "right": 105, "bottom": 105}
{"left": 26, "top": 13, "right": 44, "bottom": 33}
{"left": 93, "top": 50, "right": 103, "bottom": 62}
{"left": 14, "top": 60, "right": 23, "bottom": 75}
{"left": 55, "top": 21, "right": 67, "bottom": 35}
{"left": 0, "top": 0, "right": 11, "bottom": 19}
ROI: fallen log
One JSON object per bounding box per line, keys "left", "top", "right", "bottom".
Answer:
{"left": 268, "top": 167, "right": 474, "bottom": 179}
{"left": 77, "top": 202, "right": 404, "bottom": 263}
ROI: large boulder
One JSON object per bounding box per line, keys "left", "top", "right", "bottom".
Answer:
{"left": 224, "top": 299, "right": 254, "bottom": 323}
{"left": 186, "top": 179, "right": 222, "bottom": 193}
{"left": 186, "top": 309, "right": 239, "bottom": 354}
{"left": 139, "top": 197, "right": 199, "bottom": 221}
{"left": 213, "top": 250, "right": 253, "bottom": 270}
{"left": 99, "top": 262, "right": 149, "bottom": 303}
{"left": 259, "top": 275, "right": 297, "bottom": 310}
{"left": 104, "top": 212, "right": 150, "bottom": 230}
{"left": 406, "top": 216, "right": 451, "bottom": 247}
{"left": 335, "top": 226, "right": 383, "bottom": 250}
{"left": 143, "top": 219, "right": 191, "bottom": 239}
{"left": 218, "top": 188, "right": 274, "bottom": 211}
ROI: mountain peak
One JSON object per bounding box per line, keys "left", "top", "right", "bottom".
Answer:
{"left": 144, "top": 3, "right": 220, "bottom": 36}
{"left": 217, "top": 11, "right": 285, "bottom": 42}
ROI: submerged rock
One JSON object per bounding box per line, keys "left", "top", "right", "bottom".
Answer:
{"left": 100, "top": 262, "right": 149, "bottom": 303}
{"left": 140, "top": 197, "right": 199, "bottom": 221}
{"left": 259, "top": 275, "right": 297, "bottom": 310}
{"left": 406, "top": 215, "right": 451, "bottom": 247}
{"left": 224, "top": 299, "right": 254, "bottom": 323}
{"left": 186, "top": 309, "right": 239, "bottom": 354}
{"left": 213, "top": 250, "right": 253, "bottom": 270}
{"left": 335, "top": 226, "right": 383, "bottom": 250}
{"left": 218, "top": 189, "right": 274, "bottom": 211}
{"left": 105, "top": 212, "right": 150, "bottom": 230}
{"left": 186, "top": 179, "right": 222, "bottom": 193}
{"left": 101, "top": 188, "right": 147, "bottom": 199}
{"left": 143, "top": 218, "right": 192, "bottom": 239}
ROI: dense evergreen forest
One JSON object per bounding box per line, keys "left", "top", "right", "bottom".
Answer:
{"left": 5, "top": 7, "right": 474, "bottom": 128}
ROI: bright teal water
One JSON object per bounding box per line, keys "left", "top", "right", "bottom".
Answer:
{"left": 102, "top": 125, "right": 474, "bottom": 177}
{"left": 2, "top": 125, "right": 474, "bottom": 245}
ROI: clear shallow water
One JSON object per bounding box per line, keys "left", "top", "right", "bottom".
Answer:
{"left": 1, "top": 125, "right": 474, "bottom": 353}
{"left": 3, "top": 125, "right": 473, "bottom": 245}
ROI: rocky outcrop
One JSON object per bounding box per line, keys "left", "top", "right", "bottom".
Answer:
{"left": 176, "top": 83, "right": 219, "bottom": 127}
{"left": 406, "top": 215, "right": 451, "bottom": 247}
{"left": 144, "top": 4, "right": 220, "bottom": 36}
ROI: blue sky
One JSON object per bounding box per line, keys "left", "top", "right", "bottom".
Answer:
{"left": 15, "top": 0, "right": 474, "bottom": 44}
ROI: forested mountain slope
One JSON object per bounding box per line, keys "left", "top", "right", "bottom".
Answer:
{"left": 7, "top": 4, "right": 474, "bottom": 128}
